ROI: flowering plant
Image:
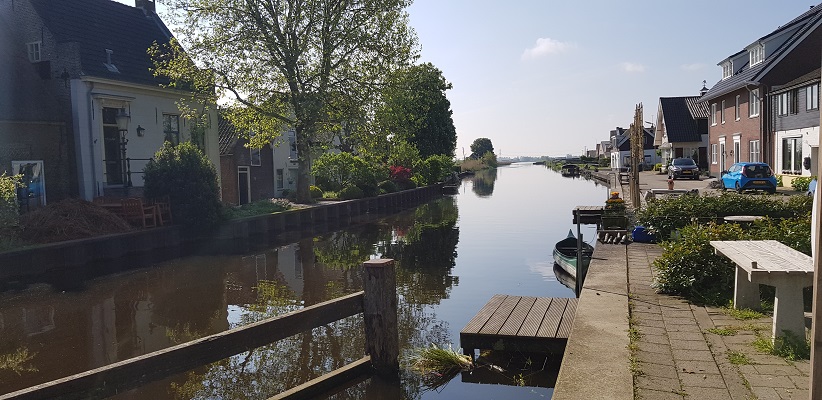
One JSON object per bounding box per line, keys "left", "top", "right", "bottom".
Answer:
{"left": 389, "top": 165, "right": 412, "bottom": 181}
{"left": 604, "top": 193, "right": 626, "bottom": 215}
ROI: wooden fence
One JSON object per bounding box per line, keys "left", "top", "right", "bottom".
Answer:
{"left": 1, "top": 259, "right": 399, "bottom": 400}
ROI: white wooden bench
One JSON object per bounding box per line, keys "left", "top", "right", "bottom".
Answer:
{"left": 710, "top": 240, "right": 813, "bottom": 341}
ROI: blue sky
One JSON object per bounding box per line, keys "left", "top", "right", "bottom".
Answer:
{"left": 120, "top": 0, "right": 815, "bottom": 157}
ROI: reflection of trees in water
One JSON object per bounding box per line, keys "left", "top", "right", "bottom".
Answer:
{"left": 471, "top": 168, "right": 497, "bottom": 197}
{"left": 170, "top": 200, "right": 460, "bottom": 400}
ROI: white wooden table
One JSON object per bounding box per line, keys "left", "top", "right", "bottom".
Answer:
{"left": 710, "top": 240, "right": 813, "bottom": 341}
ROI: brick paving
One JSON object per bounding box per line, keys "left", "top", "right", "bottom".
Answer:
{"left": 627, "top": 243, "right": 811, "bottom": 400}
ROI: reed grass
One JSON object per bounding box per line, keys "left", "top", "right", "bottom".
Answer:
{"left": 407, "top": 344, "right": 473, "bottom": 390}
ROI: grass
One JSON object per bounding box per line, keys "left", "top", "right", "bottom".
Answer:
{"left": 752, "top": 332, "right": 811, "bottom": 361}
{"left": 721, "top": 305, "right": 765, "bottom": 321}
{"left": 727, "top": 350, "right": 753, "bottom": 365}
{"left": 408, "top": 344, "right": 474, "bottom": 390}
{"left": 221, "top": 198, "right": 292, "bottom": 220}
{"left": 707, "top": 327, "right": 737, "bottom": 336}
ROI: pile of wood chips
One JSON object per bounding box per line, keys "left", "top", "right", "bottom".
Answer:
{"left": 20, "top": 198, "right": 132, "bottom": 244}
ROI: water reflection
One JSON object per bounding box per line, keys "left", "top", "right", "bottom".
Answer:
{"left": 470, "top": 168, "right": 497, "bottom": 197}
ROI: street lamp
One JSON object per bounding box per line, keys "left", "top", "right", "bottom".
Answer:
{"left": 115, "top": 109, "right": 132, "bottom": 193}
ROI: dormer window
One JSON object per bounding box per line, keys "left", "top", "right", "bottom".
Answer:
{"left": 27, "top": 41, "right": 41, "bottom": 62}
{"left": 722, "top": 61, "right": 733, "bottom": 80}
{"left": 749, "top": 44, "right": 764, "bottom": 66}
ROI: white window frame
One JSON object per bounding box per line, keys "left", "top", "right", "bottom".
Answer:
{"left": 749, "top": 45, "right": 764, "bottom": 66}
{"left": 721, "top": 100, "right": 725, "bottom": 124}
{"left": 807, "top": 84, "right": 819, "bottom": 111}
{"left": 276, "top": 169, "right": 284, "bottom": 189}
{"left": 735, "top": 95, "right": 740, "bottom": 120}
{"left": 722, "top": 61, "right": 733, "bottom": 80}
{"left": 711, "top": 103, "right": 717, "bottom": 125}
{"left": 749, "top": 140, "right": 760, "bottom": 162}
{"left": 733, "top": 137, "right": 741, "bottom": 164}
{"left": 711, "top": 143, "right": 718, "bottom": 164}
{"left": 749, "top": 89, "right": 760, "bottom": 117}
{"left": 163, "top": 114, "right": 180, "bottom": 145}
{"left": 27, "top": 41, "right": 41, "bottom": 62}
{"left": 777, "top": 92, "right": 789, "bottom": 116}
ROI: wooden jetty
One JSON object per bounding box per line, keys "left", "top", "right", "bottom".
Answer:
{"left": 460, "top": 295, "right": 577, "bottom": 356}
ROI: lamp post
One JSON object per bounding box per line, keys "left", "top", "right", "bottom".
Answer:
{"left": 115, "top": 109, "right": 131, "bottom": 195}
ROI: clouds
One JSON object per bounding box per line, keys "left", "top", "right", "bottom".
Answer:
{"left": 620, "top": 62, "right": 647, "bottom": 73}
{"left": 521, "top": 37, "right": 574, "bottom": 60}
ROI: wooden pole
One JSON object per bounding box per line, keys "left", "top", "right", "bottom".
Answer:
{"left": 363, "top": 259, "right": 399, "bottom": 377}
{"left": 811, "top": 66, "right": 822, "bottom": 400}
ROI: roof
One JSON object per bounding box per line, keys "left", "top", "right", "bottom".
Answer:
{"left": 218, "top": 116, "right": 239, "bottom": 156}
{"left": 29, "top": 0, "right": 174, "bottom": 86}
{"left": 772, "top": 67, "right": 821, "bottom": 93}
{"left": 701, "top": 3, "right": 822, "bottom": 103}
{"left": 659, "top": 97, "right": 704, "bottom": 143}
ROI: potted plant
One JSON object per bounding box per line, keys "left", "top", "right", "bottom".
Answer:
{"left": 601, "top": 192, "right": 628, "bottom": 229}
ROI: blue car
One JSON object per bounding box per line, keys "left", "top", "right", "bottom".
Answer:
{"left": 720, "top": 162, "right": 777, "bottom": 194}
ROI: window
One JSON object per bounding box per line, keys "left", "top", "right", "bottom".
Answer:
{"left": 735, "top": 95, "right": 740, "bottom": 120}
{"left": 276, "top": 169, "right": 284, "bottom": 189}
{"left": 27, "top": 41, "right": 41, "bottom": 62}
{"left": 749, "top": 45, "right": 764, "bottom": 66}
{"left": 711, "top": 144, "right": 717, "bottom": 164}
{"left": 781, "top": 137, "right": 802, "bottom": 173}
{"left": 808, "top": 84, "right": 819, "bottom": 110}
{"left": 722, "top": 61, "right": 733, "bottom": 79}
{"left": 711, "top": 103, "right": 717, "bottom": 125}
{"left": 288, "top": 131, "right": 297, "bottom": 160}
{"left": 733, "top": 140, "right": 740, "bottom": 164}
{"left": 777, "top": 91, "right": 798, "bottom": 116}
{"left": 749, "top": 140, "right": 760, "bottom": 162}
{"left": 721, "top": 100, "right": 725, "bottom": 124}
{"left": 749, "top": 89, "right": 760, "bottom": 117}
{"left": 163, "top": 114, "right": 180, "bottom": 144}
{"left": 250, "top": 147, "right": 261, "bottom": 166}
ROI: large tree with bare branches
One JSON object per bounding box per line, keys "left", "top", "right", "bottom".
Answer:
{"left": 151, "top": 0, "right": 419, "bottom": 203}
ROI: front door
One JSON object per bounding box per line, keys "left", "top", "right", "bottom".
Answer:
{"left": 102, "top": 108, "right": 123, "bottom": 185}
{"left": 719, "top": 142, "right": 726, "bottom": 172}
{"left": 238, "top": 166, "right": 250, "bottom": 205}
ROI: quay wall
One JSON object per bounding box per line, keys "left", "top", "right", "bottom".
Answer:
{"left": 553, "top": 243, "right": 632, "bottom": 400}
{"left": 0, "top": 185, "right": 443, "bottom": 284}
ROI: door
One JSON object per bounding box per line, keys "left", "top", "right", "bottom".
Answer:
{"left": 238, "top": 166, "right": 250, "bottom": 205}
{"left": 102, "top": 108, "right": 123, "bottom": 185}
{"left": 719, "top": 142, "right": 726, "bottom": 172}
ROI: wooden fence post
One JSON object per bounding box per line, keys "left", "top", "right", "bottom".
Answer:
{"left": 363, "top": 258, "right": 399, "bottom": 377}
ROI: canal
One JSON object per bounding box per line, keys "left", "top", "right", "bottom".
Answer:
{"left": 0, "top": 163, "right": 609, "bottom": 399}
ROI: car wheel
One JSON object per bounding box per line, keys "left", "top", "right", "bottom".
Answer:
{"left": 720, "top": 180, "right": 727, "bottom": 191}
{"left": 735, "top": 182, "right": 742, "bottom": 194}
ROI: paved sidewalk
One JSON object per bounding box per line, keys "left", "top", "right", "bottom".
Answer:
{"left": 627, "top": 243, "right": 811, "bottom": 400}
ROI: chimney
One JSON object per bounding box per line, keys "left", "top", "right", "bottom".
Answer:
{"left": 699, "top": 80, "right": 709, "bottom": 96}
{"left": 135, "top": 0, "right": 156, "bottom": 13}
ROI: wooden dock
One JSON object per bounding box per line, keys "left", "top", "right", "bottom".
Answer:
{"left": 460, "top": 295, "right": 578, "bottom": 356}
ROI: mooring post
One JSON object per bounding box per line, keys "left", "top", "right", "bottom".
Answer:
{"left": 363, "top": 258, "right": 399, "bottom": 376}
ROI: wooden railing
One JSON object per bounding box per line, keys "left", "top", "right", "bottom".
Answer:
{"left": 1, "top": 259, "right": 399, "bottom": 400}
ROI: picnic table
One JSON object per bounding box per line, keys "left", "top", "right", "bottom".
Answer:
{"left": 710, "top": 240, "right": 813, "bottom": 341}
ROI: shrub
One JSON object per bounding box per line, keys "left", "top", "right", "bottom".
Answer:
{"left": 389, "top": 165, "right": 412, "bottom": 181}
{"left": 415, "top": 154, "right": 455, "bottom": 185}
{"left": 653, "top": 163, "right": 662, "bottom": 172}
{"left": 635, "top": 193, "right": 811, "bottom": 240}
{"left": 378, "top": 180, "right": 398, "bottom": 194}
{"left": 790, "top": 176, "right": 815, "bottom": 192}
{"left": 309, "top": 185, "right": 323, "bottom": 199}
{"left": 222, "top": 198, "right": 291, "bottom": 220}
{"left": 359, "top": 183, "right": 379, "bottom": 198}
{"left": 338, "top": 185, "right": 364, "bottom": 200}
{"left": 312, "top": 152, "right": 376, "bottom": 192}
{"left": 0, "top": 173, "right": 22, "bottom": 239}
{"left": 143, "top": 142, "right": 222, "bottom": 233}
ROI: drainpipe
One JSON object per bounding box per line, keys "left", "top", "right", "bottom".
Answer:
{"left": 86, "top": 82, "right": 97, "bottom": 197}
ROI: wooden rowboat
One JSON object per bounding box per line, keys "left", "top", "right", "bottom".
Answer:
{"left": 552, "top": 230, "right": 594, "bottom": 278}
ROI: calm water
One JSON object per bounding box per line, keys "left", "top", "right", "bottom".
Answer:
{"left": 0, "top": 163, "right": 608, "bottom": 399}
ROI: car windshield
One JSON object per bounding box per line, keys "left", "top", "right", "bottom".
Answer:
{"left": 744, "top": 164, "right": 771, "bottom": 177}
{"left": 673, "top": 158, "right": 695, "bottom": 166}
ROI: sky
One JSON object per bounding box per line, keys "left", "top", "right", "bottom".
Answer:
{"left": 118, "top": 0, "right": 816, "bottom": 158}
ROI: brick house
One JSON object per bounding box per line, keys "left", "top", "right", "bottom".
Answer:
{"left": 654, "top": 89, "right": 710, "bottom": 171}
{"left": 700, "top": 4, "right": 822, "bottom": 177}
{"left": 0, "top": 0, "right": 220, "bottom": 202}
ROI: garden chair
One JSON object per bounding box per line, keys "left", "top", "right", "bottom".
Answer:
{"left": 148, "top": 195, "right": 173, "bottom": 226}
{"left": 121, "top": 198, "right": 156, "bottom": 228}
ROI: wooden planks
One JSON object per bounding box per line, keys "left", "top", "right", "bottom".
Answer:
{"left": 461, "top": 295, "right": 577, "bottom": 356}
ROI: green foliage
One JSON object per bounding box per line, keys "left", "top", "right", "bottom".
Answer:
{"left": 414, "top": 154, "right": 455, "bottom": 185}
{"left": 0, "top": 173, "right": 22, "bottom": 239}
{"left": 378, "top": 180, "right": 398, "bottom": 194}
{"left": 707, "top": 327, "right": 737, "bottom": 336}
{"left": 752, "top": 331, "right": 810, "bottom": 360}
{"left": 636, "top": 193, "right": 811, "bottom": 240}
{"left": 408, "top": 344, "right": 473, "bottom": 391}
{"left": 222, "top": 199, "right": 291, "bottom": 220}
{"left": 790, "top": 175, "right": 815, "bottom": 192}
{"left": 309, "top": 185, "right": 323, "bottom": 199}
{"left": 726, "top": 350, "right": 752, "bottom": 365}
{"left": 143, "top": 142, "right": 221, "bottom": 232}
{"left": 469, "top": 138, "right": 494, "bottom": 159}
{"left": 311, "top": 152, "right": 375, "bottom": 192}
{"left": 653, "top": 163, "right": 662, "bottom": 172}
{"left": 776, "top": 175, "right": 783, "bottom": 187}
{"left": 338, "top": 185, "right": 364, "bottom": 200}
{"left": 481, "top": 151, "right": 498, "bottom": 168}
{"left": 387, "top": 141, "right": 421, "bottom": 169}
{"left": 377, "top": 63, "right": 457, "bottom": 159}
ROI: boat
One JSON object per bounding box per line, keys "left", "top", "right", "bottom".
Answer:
{"left": 560, "top": 164, "right": 580, "bottom": 176}
{"left": 552, "top": 263, "right": 576, "bottom": 291}
{"left": 552, "top": 230, "right": 594, "bottom": 277}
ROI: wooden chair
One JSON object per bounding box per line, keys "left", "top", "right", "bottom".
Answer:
{"left": 148, "top": 195, "right": 173, "bottom": 226}
{"left": 121, "top": 198, "right": 156, "bottom": 228}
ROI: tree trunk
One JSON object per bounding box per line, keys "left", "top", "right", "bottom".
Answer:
{"left": 295, "top": 127, "right": 313, "bottom": 204}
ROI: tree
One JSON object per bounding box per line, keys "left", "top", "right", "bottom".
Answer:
{"left": 469, "top": 138, "right": 494, "bottom": 159}
{"left": 377, "top": 63, "right": 457, "bottom": 158}
{"left": 152, "top": 0, "right": 419, "bottom": 203}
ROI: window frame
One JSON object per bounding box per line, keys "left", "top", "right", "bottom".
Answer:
{"left": 807, "top": 84, "right": 819, "bottom": 111}
{"left": 749, "top": 45, "right": 764, "bottom": 66}
{"left": 162, "top": 114, "right": 181, "bottom": 145}
{"left": 735, "top": 95, "right": 740, "bottom": 120}
{"left": 749, "top": 89, "right": 760, "bottom": 117}
{"left": 711, "top": 103, "right": 717, "bottom": 125}
{"left": 711, "top": 143, "right": 718, "bottom": 164}
{"left": 26, "top": 41, "right": 41, "bottom": 62}
{"left": 721, "top": 100, "right": 725, "bottom": 124}
{"left": 749, "top": 140, "right": 760, "bottom": 162}
{"left": 722, "top": 62, "right": 733, "bottom": 80}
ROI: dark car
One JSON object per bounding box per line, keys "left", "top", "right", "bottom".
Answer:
{"left": 720, "top": 162, "right": 777, "bottom": 194}
{"left": 668, "top": 158, "right": 700, "bottom": 180}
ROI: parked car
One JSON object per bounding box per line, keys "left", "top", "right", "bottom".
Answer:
{"left": 720, "top": 162, "right": 777, "bottom": 194}
{"left": 668, "top": 158, "right": 700, "bottom": 180}
{"left": 808, "top": 179, "right": 817, "bottom": 197}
